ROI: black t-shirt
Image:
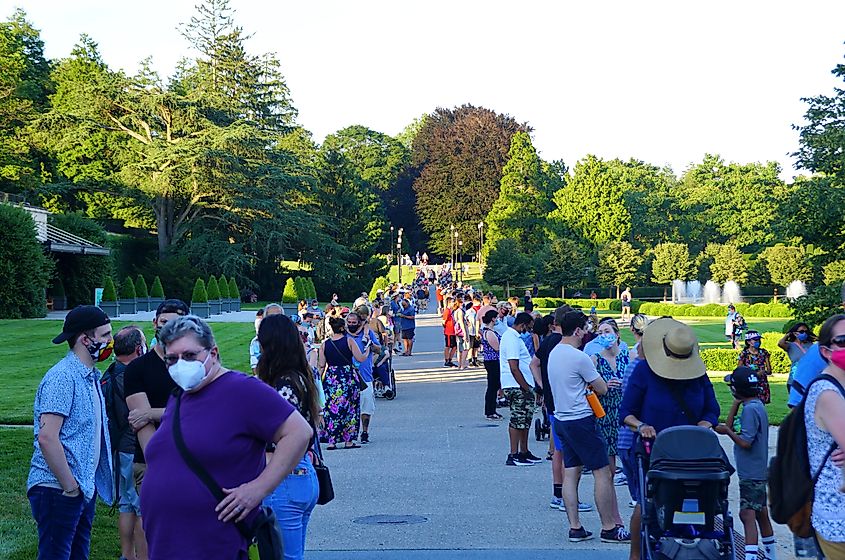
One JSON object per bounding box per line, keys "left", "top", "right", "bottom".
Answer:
{"left": 124, "top": 349, "right": 176, "bottom": 463}
{"left": 535, "top": 332, "right": 563, "bottom": 414}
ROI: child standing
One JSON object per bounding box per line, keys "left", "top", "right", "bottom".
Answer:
{"left": 715, "top": 366, "right": 777, "bottom": 560}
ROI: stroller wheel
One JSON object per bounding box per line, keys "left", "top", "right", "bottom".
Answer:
{"left": 534, "top": 418, "right": 543, "bottom": 441}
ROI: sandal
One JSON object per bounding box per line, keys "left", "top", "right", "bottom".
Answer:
{"left": 326, "top": 445, "right": 337, "bottom": 450}
{"left": 343, "top": 443, "right": 361, "bottom": 449}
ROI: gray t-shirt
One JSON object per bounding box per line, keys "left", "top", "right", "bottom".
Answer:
{"left": 548, "top": 343, "right": 600, "bottom": 422}
{"left": 733, "top": 398, "right": 769, "bottom": 480}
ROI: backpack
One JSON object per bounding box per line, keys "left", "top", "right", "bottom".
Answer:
{"left": 100, "top": 362, "right": 130, "bottom": 450}
{"left": 768, "top": 373, "right": 844, "bottom": 537}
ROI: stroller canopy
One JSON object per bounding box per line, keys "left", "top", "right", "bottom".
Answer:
{"left": 650, "top": 426, "right": 733, "bottom": 470}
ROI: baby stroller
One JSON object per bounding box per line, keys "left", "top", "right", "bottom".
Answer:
{"left": 373, "top": 349, "right": 396, "bottom": 400}
{"left": 534, "top": 402, "right": 551, "bottom": 441}
{"left": 636, "top": 426, "right": 736, "bottom": 560}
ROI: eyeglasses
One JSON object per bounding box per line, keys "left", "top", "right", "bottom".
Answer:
{"left": 830, "top": 335, "right": 845, "bottom": 348}
{"left": 163, "top": 348, "right": 210, "bottom": 367}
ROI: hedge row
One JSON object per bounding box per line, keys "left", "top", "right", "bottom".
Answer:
{"left": 533, "top": 297, "right": 644, "bottom": 314}
{"left": 638, "top": 302, "right": 791, "bottom": 318}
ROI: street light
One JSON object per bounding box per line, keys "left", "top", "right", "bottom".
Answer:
{"left": 397, "top": 241, "right": 402, "bottom": 284}
{"left": 389, "top": 225, "right": 394, "bottom": 266}
{"left": 453, "top": 230, "right": 459, "bottom": 272}
{"left": 477, "top": 221, "right": 484, "bottom": 266}
{"left": 450, "top": 224, "right": 455, "bottom": 269}
{"left": 458, "top": 239, "right": 463, "bottom": 283}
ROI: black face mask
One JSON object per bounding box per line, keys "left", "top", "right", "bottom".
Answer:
{"left": 347, "top": 323, "right": 360, "bottom": 333}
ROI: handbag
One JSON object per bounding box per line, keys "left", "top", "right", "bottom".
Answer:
{"left": 310, "top": 431, "right": 334, "bottom": 505}
{"left": 171, "top": 393, "right": 283, "bottom": 560}
{"left": 329, "top": 338, "right": 368, "bottom": 392}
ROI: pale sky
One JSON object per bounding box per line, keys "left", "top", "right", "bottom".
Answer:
{"left": 5, "top": 0, "right": 845, "bottom": 180}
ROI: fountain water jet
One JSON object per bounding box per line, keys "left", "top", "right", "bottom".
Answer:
{"left": 672, "top": 280, "right": 703, "bottom": 303}
{"left": 722, "top": 281, "right": 742, "bottom": 305}
{"left": 703, "top": 281, "right": 721, "bottom": 304}
{"left": 786, "top": 280, "right": 807, "bottom": 300}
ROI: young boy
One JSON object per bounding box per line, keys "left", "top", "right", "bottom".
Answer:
{"left": 715, "top": 366, "right": 777, "bottom": 560}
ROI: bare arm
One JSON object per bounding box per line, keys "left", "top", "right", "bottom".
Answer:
{"left": 217, "top": 411, "right": 312, "bottom": 523}
{"left": 815, "top": 390, "right": 845, "bottom": 449}
{"left": 777, "top": 333, "right": 791, "bottom": 351}
{"left": 529, "top": 355, "right": 543, "bottom": 388}
{"left": 508, "top": 359, "right": 532, "bottom": 391}
{"left": 127, "top": 392, "right": 163, "bottom": 453}
{"left": 318, "top": 342, "right": 326, "bottom": 373}
{"left": 590, "top": 376, "right": 608, "bottom": 396}
{"left": 37, "top": 414, "right": 78, "bottom": 493}
{"left": 485, "top": 330, "right": 500, "bottom": 352}
{"left": 347, "top": 337, "right": 370, "bottom": 362}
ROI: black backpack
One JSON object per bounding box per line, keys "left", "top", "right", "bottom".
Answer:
{"left": 768, "top": 373, "right": 844, "bottom": 537}
{"left": 100, "top": 362, "right": 130, "bottom": 450}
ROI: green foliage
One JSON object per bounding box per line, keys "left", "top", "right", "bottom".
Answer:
{"left": 51, "top": 279, "right": 65, "bottom": 297}
{"left": 539, "top": 237, "right": 591, "bottom": 291}
{"left": 484, "top": 132, "right": 554, "bottom": 254}
{"left": 217, "top": 275, "right": 229, "bottom": 299}
{"left": 0, "top": 204, "right": 50, "bottom": 318}
{"left": 369, "top": 276, "right": 389, "bottom": 300}
{"left": 134, "top": 275, "right": 148, "bottom": 298}
{"left": 597, "top": 241, "right": 642, "bottom": 293}
{"left": 191, "top": 278, "right": 208, "bottom": 304}
{"left": 651, "top": 242, "right": 693, "bottom": 285}
{"left": 48, "top": 213, "right": 111, "bottom": 307}
{"left": 823, "top": 260, "right": 845, "bottom": 286}
{"left": 708, "top": 243, "right": 749, "bottom": 284}
{"left": 141, "top": 256, "right": 197, "bottom": 304}
{"left": 412, "top": 104, "right": 527, "bottom": 255}
{"left": 788, "top": 284, "right": 844, "bottom": 329}
{"left": 206, "top": 276, "right": 220, "bottom": 300}
{"left": 638, "top": 302, "right": 791, "bottom": 318}
{"left": 282, "top": 277, "right": 297, "bottom": 304}
{"left": 150, "top": 276, "right": 164, "bottom": 298}
{"left": 294, "top": 277, "right": 308, "bottom": 301}
{"left": 306, "top": 277, "right": 317, "bottom": 300}
{"left": 101, "top": 277, "right": 117, "bottom": 302}
{"left": 699, "top": 335, "right": 790, "bottom": 374}
{"left": 778, "top": 177, "right": 845, "bottom": 255}
{"left": 483, "top": 238, "right": 532, "bottom": 290}
{"left": 119, "top": 277, "right": 136, "bottom": 299}
{"left": 228, "top": 277, "right": 239, "bottom": 301}
{"left": 759, "top": 245, "right": 812, "bottom": 287}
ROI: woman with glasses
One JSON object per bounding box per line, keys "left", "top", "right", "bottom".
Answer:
{"left": 257, "top": 314, "right": 321, "bottom": 560}
{"left": 778, "top": 322, "right": 816, "bottom": 393}
{"left": 804, "top": 314, "right": 845, "bottom": 557}
{"left": 318, "top": 316, "right": 370, "bottom": 450}
{"left": 737, "top": 330, "right": 772, "bottom": 404}
{"left": 140, "top": 316, "right": 312, "bottom": 560}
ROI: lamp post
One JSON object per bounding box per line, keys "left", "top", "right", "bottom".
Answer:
{"left": 458, "top": 239, "right": 463, "bottom": 283}
{"left": 453, "top": 230, "right": 459, "bottom": 274}
{"left": 477, "top": 221, "right": 483, "bottom": 267}
{"left": 389, "top": 225, "right": 394, "bottom": 266}
{"left": 397, "top": 242, "right": 402, "bottom": 285}
{"left": 450, "top": 224, "right": 455, "bottom": 269}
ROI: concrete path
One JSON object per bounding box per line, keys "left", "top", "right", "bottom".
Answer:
{"left": 304, "top": 291, "right": 796, "bottom": 559}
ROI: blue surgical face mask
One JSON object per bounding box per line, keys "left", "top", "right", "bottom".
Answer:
{"left": 597, "top": 333, "right": 617, "bottom": 349}
{"left": 796, "top": 332, "right": 808, "bottom": 342}
{"left": 751, "top": 340, "right": 761, "bottom": 349}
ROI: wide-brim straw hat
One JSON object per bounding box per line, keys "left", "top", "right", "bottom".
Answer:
{"left": 641, "top": 317, "right": 706, "bottom": 381}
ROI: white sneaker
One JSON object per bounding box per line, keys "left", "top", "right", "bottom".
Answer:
{"left": 628, "top": 500, "right": 637, "bottom": 508}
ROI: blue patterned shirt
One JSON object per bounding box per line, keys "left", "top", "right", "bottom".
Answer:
{"left": 27, "top": 351, "right": 114, "bottom": 504}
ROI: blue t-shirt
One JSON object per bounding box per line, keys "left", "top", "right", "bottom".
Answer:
{"left": 619, "top": 360, "right": 720, "bottom": 435}
{"left": 788, "top": 343, "right": 827, "bottom": 407}
{"left": 399, "top": 306, "right": 416, "bottom": 330}
{"left": 349, "top": 330, "right": 379, "bottom": 382}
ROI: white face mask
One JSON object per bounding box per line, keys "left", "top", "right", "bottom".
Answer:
{"left": 168, "top": 353, "right": 211, "bottom": 392}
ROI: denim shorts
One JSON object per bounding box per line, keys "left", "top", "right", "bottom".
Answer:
{"left": 554, "top": 415, "right": 609, "bottom": 470}
{"left": 118, "top": 452, "right": 141, "bottom": 515}
{"left": 619, "top": 446, "right": 640, "bottom": 503}
{"left": 549, "top": 414, "right": 563, "bottom": 452}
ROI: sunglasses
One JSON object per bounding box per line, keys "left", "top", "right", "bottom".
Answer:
{"left": 830, "top": 334, "right": 845, "bottom": 348}
{"left": 796, "top": 330, "right": 809, "bottom": 334}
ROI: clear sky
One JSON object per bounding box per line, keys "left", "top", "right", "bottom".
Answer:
{"left": 4, "top": 0, "right": 845, "bottom": 179}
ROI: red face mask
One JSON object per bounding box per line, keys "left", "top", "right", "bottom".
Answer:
{"left": 829, "top": 347, "right": 845, "bottom": 371}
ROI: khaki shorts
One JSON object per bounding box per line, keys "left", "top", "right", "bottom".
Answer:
{"left": 360, "top": 382, "right": 375, "bottom": 416}
{"left": 504, "top": 387, "right": 535, "bottom": 430}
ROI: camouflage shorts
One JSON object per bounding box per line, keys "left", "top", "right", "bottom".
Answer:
{"left": 504, "top": 388, "right": 536, "bottom": 430}
{"left": 739, "top": 479, "right": 767, "bottom": 511}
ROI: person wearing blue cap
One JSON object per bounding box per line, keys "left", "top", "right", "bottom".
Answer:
{"left": 28, "top": 305, "right": 115, "bottom": 559}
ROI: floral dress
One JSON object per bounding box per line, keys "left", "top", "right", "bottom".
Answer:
{"left": 737, "top": 348, "right": 772, "bottom": 404}
{"left": 320, "top": 337, "right": 361, "bottom": 445}
{"left": 594, "top": 349, "right": 629, "bottom": 457}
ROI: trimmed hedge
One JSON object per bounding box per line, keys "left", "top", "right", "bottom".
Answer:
{"left": 150, "top": 276, "right": 165, "bottom": 298}
{"left": 102, "top": 277, "right": 118, "bottom": 302}
{"left": 533, "top": 297, "right": 643, "bottom": 314}
{"left": 135, "top": 275, "right": 149, "bottom": 298}
{"left": 192, "top": 278, "right": 208, "bottom": 303}
{"left": 638, "top": 302, "right": 791, "bottom": 318}
{"left": 119, "top": 277, "right": 136, "bottom": 299}
{"left": 206, "top": 276, "right": 221, "bottom": 300}
{"left": 700, "top": 332, "right": 790, "bottom": 374}
{"left": 228, "top": 277, "right": 239, "bottom": 302}
{"left": 218, "top": 275, "right": 229, "bottom": 299}
{"left": 282, "top": 278, "right": 297, "bottom": 303}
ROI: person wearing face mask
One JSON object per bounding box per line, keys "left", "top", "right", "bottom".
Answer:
{"left": 347, "top": 308, "right": 381, "bottom": 444}
{"left": 102, "top": 326, "right": 148, "bottom": 560}
{"left": 737, "top": 330, "right": 772, "bottom": 404}
{"left": 28, "top": 305, "right": 115, "bottom": 560}
{"left": 139, "top": 315, "right": 311, "bottom": 560}
{"left": 777, "top": 322, "right": 817, "bottom": 394}
{"left": 481, "top": 309, "right": 503, "bottom": 420}
{"left": 617, "top": 313, "right": 650, "bottom": 510}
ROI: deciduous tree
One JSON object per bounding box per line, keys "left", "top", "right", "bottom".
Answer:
{"left": 597, "top": 241, "right": 642, "bottom": 297}
{"left": 759, "top": 245, "right": 812, "bottom": 287}
{"left": 708, "top": 243, "right": 749, "bottom": 284}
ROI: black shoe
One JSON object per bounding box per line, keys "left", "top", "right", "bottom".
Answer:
{"left": 521, "top": 451, "right": 543, "bottom": 464}
{"left": 568, "top": 527, "right": 594, "bottom": 542}
{"left": 361, "top": 431, "right": 369, "bottom": 444}
{"left": 506, "top": 453, "right": 532, "bottom": 466}
{"left": 600, "top": 525, "right": 631, "bottom": 543}
{"left": 444, "top": 361, "right": 451, "bottom": 367}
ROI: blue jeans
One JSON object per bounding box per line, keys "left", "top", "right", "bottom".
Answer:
{"left": 263, "top": 457, "right": 319, "bottom": 560}
{"left": 28, "top": 485, "right": 97, "bottom": 560}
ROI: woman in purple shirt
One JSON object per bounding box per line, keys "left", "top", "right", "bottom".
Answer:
{"left": 141, "top": 316, "right": 312, "bottom": 560}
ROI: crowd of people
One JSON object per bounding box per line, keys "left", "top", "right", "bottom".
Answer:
{"left": 23, "top": 274, "right": 845, "bottom": 560}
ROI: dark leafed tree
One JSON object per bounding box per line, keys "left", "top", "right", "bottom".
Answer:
{"left": 412, "top": 104, "right": 528, "bottom": 256}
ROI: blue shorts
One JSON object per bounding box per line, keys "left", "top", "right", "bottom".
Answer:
{"left": 554, "top": 415, "right": 609, "bottom": 471}
{"left": 402, "top": 328, "right": 415, "bottom": 340}
{"left": 118, "top": 451, "right": 141, "bottom": 515}
{"left": 619, "top": 446, "right": 640, "bottom": 503}
{"left": 549, "top": 413, "right": 563, "bottom": 452}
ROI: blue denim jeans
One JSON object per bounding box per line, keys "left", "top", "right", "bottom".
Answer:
{"left": 263, "top": 457, "right": 319, "bottom": 560}
{"left": 28, "top": 485, "right": 97, "bottom": 560}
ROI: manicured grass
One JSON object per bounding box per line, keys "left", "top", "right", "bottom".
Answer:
{"left": 0, "top": 320, "right": 256, "bottom": 425}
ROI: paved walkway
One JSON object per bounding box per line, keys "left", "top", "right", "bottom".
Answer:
{"left": 303, "top": 294, "right": 795, "bottom": 559}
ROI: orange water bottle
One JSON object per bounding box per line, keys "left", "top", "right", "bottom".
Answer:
{"left": 586, "top": 387, "right": 606, "bottom": 419}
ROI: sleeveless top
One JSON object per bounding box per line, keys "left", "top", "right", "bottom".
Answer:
{"left": 805, "top": 378, "right": 845, "bottom": 542}
{"left": 324, "top": 336, "right": 354, "bottom": 368}
{"left": 480, "top": 326, "right": 501, "bottom": 362}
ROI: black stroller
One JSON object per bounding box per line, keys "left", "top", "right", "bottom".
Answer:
{"left": 534, "top": 402, "right": 551, "bottom": 441}
{"left": 636, "top": 426, "right": 736, "bottom": 560}
{"left": 373, "top": 348, "right": 396, "bottom": 400}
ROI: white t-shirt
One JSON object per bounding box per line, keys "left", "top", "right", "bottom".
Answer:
{"left": 548, "top": 342, "right": 600, "bottom": 422}
{"left": 499, "top": 327, "right": 532, "bottom": 389}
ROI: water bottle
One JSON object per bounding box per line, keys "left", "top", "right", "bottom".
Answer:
{"left": 794, "top": 535, "right": 822, "bottom": 558}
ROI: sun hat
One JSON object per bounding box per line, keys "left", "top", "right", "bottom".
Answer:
{"left": 744, "top": 330, "right": 761, "bottom": 341}
{"left": 641, "top": 317, "right": 706, "bottom": 381}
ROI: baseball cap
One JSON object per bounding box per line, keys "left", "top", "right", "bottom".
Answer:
{"left": 724, "top": 366, "right": 761, "bottom": 393}
{"left": 156, "top": 299, "right": 189, "bottom": 317}
{"left": 52, "top": 305, "right": 110, "bottom": 344}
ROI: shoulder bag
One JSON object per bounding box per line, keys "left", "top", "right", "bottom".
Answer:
{"left": 329, "top": 338, "right": 368, "bottom": 392}
{"left": 310, "top": 429, "right": 334, "bottom": 505}
{"left": 171, "top": 393, "right": 283, "bottom": 560}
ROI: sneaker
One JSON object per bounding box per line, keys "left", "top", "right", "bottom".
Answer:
{"left": 550, "top": 497, "right": 563, "bottom": 509}
{"left": 485, "top": 414, "right": 503, "bottom": 421}
{"left": 557, "top": 501, "right": 594, "bottom": 512}
{"left": 521, "top": 451, "right": 543, "bottom": 464}
{"left": 582, "top": 467, "right": 592, "bottom": 475}
{"left": 600, "top": 525, "right": 631, "bottom": 543}
{"left": 568, "top": 527, "right": 594, "bottom": 542}
{"left": 506, "top": 453, "right": 532, "bottom": 466}
{"left": 628, "top": 500, "right": 637, "bottom": 508}
{"left": 614, "top": 473, "right": 627, "bottom": 486}
{"left": 360, "top": 431, "right": 369, "bottom": 444}
{"left": 444, "top": 361, "right": 451, "bottom": 367}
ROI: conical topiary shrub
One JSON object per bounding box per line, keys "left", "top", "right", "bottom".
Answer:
{"left": 282, "top": 277, "right": 298, "bottom": 311}
{"left": 135, "top": 275, "right": 150, "bottom": 312}
{"left": 294, "top": 277, "right": 308, "bottom": 301}
{"left": 191, "top": 278, "right": 210, "bottom": 318}
{"left": 99, "top": 277, "right": 119, "bottom": 317}
{"left": 307, "top": 277, "right": 317, "bottom": 300}
{"left": 218, "top": 275, "right": 230, "bottom": 312}
{"left": 207, "top": 275, "right": 221, "bottom": 315}
{"left": 119, "top": 277, "right": 137, "bottom": 314}
{"left": 151, "top": 276, "right": 165, "bottom": 298}
{"left": 228, "top": 277, "right": 240, "bottom": 311}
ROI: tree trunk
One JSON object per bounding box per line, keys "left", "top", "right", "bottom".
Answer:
{"left": 663, "top": 287, "right": 667, "bottom": 303}
{"left": 561, "top": 286, "right": 565, "bottom": 299}
{"left": 506, "top": 281, "right": 510, "bottom": 298}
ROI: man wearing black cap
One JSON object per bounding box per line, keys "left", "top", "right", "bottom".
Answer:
{"left": 27, "top": 305, "right": 114, "bottom": 558}
{"left": 125, "top": 299, "right": 189, "bottom": 497}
